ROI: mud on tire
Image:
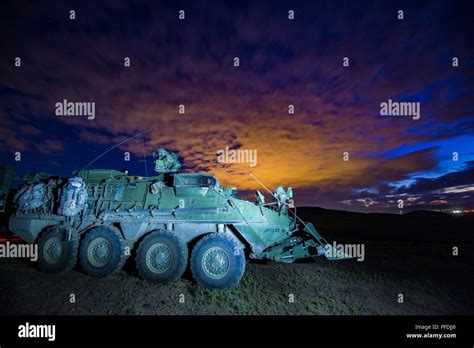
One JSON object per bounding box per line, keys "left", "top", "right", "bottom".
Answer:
{"left": 190, "top": 233, "right": 245, "bottom": 290}
{"left": 37, "top": 226, "right": 79, "bottom": 274}
{"left": 135, "top": 230, "right": 188, "bottom": 284}
{"left": 79, "top": 226, "right": 128, "bottom": 278}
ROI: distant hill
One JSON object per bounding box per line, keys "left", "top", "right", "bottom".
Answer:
{"left": 297, "top": 206, "right": 454, "bottom": 217}
{"left": 296, "top": 206, "right": 473, "bottom": 243}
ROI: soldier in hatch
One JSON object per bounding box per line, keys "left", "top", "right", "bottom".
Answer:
{"left": 153, "top": 147, "right": 181, "bottom": 173}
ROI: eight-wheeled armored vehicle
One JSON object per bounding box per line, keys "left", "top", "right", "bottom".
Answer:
{"left": 2, "top": 148, "right": 336, "bottom": 289}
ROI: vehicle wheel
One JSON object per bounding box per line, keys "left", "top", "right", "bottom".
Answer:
{"left": 79, "top": 226, "right": 127, "bottom": 278}
{"left": 37, "top": 226, "right": 79, "bottom": 274}
{"left": 190, "top": 233, "right": 245, "bottom": 289}
{"left": 135, "top": 230, "right": 188, "bottom": 284}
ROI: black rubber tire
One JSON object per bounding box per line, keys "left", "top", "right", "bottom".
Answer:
{"left": 135, "top": 230, "right": 188, "bottom": 284}
{"left": 190, "top": 233, "right": 246, "bottom": 290}
{"left": 79, "top": 226, "right": 127, "bottom": 278}
{"left": 37, "top": 226, "right": 79, "bottom": 274}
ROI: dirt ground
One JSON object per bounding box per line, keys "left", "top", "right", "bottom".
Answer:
{"left": 1, "top": 239, "right": 472, "bottom": 315}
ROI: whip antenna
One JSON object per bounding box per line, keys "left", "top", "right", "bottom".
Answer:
{"left": 79, "top": 128, "right": 154, "bottom": 173}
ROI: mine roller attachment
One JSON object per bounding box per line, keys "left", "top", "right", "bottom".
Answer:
{"left": 190, "top": 233, "right": 246, "bottom": 290}
{"left": 37, "top": 226, "right": 79, "bottom": 274}
{"left": 302, "top": 222, "right": 350, "bottom": 261}
{"left": 135, "top": 230, "right": 188, "bottom": 284}
{"left": 79, "top": 226, "right": 128, "bottom": 278}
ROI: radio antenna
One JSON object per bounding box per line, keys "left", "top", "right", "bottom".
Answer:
{"left": 141, "top": 134, "right": 149, "bottom": 177}
{"left": 79, "top": 128, "right": 154, "bottom": 173}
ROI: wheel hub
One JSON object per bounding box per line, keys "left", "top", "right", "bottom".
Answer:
{"left": 87, "top": 237, "right": 112, "bottom": 268}
{"left": 202, "top": 247, "right": 230, "bottom": 279}
{"left": 146, "top": 243, "right": 172, "bottom": 274}
{"left": 43, "top": 236, "right": 64, "bottom": 264}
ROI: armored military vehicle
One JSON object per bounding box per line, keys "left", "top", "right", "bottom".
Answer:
{"left": 4, "top": 148, "right": 338, "bottom": 289}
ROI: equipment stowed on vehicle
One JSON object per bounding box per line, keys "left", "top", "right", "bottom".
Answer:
{"left": 5, "top": 147, "right": 343, "bottom": 289}
{"left": 13, "top": 183, "right": 46, "bottom": 211}
{"left": 57, "top": 177, "right": 88, "bottom": 216}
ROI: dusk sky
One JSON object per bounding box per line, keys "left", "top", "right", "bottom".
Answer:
{"left": 1, "top": 0, "right": 473, "bottom": 213}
